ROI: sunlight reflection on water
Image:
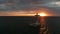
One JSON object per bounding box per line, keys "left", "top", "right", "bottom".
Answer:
{"left": 40, "top": 16, "right": 49, "bottom": 34}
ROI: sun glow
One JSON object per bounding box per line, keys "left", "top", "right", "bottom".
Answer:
{"left": 39, "top": 13, "right": 47, "bottom": 16}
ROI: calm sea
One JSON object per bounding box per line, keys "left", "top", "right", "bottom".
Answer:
{"left": 0, "top": 16, "right": 60, "bottom": 34}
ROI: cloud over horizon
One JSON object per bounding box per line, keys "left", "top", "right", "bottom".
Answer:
{"left": 0, "top": 0, "right": 60, "bottom": 16}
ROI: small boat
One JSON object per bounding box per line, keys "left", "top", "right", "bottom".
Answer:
{"left": 28, "top": 13, "right": 40, "bottom": 27}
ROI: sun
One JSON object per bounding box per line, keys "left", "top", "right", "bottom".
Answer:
{"left": 39, "top": 13, "right": 46, "bottom": 16}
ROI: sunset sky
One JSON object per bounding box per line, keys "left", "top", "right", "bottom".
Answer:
{"left": 0, "top": 0, "right": 60, "bottom": 16}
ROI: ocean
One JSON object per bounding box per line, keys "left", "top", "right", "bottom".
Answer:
{"left": 0, "top": 16, "right": 60, "bottom": 34}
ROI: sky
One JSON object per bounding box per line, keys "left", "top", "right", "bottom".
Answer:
{"left": 0, "top": 0, "right": 60, "bottom": 16}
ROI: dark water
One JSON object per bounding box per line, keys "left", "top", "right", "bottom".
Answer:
{"left": 45, "top": 16, "right": 60, "bottom": 34}
{"left": 0, "top": 16, "right": 60, "bottom": 34}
